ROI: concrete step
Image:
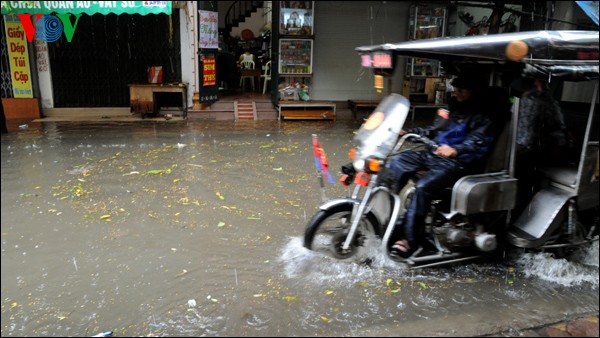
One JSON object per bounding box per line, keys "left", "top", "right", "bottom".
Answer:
{"left": 210, "top": 101, "right": 235, "bottom": 112}
{"left": 187, "top": 110, "right": 233, "bottom": 120}
{"left": 43, "top": 107, "right": 131, "bottom": 117}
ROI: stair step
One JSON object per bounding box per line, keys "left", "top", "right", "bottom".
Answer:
{"left": 234, "top": 101, "right": 257, "bottom": 121}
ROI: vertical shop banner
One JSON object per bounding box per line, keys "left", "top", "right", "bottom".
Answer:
{"left": 4, "top": 13, "right": 33, "bottom": 98}
{"left": 202, "top": 57, "right": 216, "bottom": 86}
{"left": 198, "top": 53, "right": 218, "bottom": 102}
{"left": 198, "top": 9, "right": 218, "bottom": 102}
{"left": 199, "top": 10, "right": 218, "bottom": 49}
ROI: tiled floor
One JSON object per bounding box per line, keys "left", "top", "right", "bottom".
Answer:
{"left": 219, "top": 90, "right": 272, "bottom": 102}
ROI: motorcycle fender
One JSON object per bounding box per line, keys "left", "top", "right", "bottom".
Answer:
{"left": 319, "top": 197, "right": 390, "bottom": 227}
{"left": 506, "top": 186, "right": 574, "bottom": 248}
{"left": 319, "top": 198, "right": 360, "bottom": 211}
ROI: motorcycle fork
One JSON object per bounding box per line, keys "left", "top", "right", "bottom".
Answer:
{"left": 342, "top": 174, "right": 379, "bottom": 251}
{"left": 342, "top": 180, "right": 377, "bottom": 250}
{"left": 342, "top": 175, "right": 405, "bottom": 253}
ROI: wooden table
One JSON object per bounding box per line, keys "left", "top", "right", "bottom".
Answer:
{"left": 347, "top": 99, "right": 381, "bottom": 120}
{"left": 129, "top": 83, "right": 188, "bottom": 118}
{"left": 277, "top": 101, "right": 336, "bottom": 121}
{"left": 348, "top": 99, "right": 446, "bottom": 123}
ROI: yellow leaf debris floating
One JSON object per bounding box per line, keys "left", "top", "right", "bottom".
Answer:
{"left": 147, "top": 169, "right": 165, "bottom": 175}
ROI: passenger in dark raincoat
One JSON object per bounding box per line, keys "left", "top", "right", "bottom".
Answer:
{"left": 515, "top": 78, "right": 572, "bottom": 163}
{"left": 512, "top": 77, "right": 573, "bottom": 214}
{"left": 386, "top": 76, "right": 496, "bottom": 258}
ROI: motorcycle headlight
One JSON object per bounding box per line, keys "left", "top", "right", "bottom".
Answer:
{"left": 353, "top": 159, "right": 365, "bottom": 172}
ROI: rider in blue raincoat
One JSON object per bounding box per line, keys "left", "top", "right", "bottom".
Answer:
{"left": 385, "top": 76, "right": 497, "bottom": 258}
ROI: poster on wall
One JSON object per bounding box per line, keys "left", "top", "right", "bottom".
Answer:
{"left": 202, "top": 57, "right": 216, "bottom": 86}
{"left": 199, "top": 10, "right": 218, "bottom": 49}
{"left": 3, "top": 13, "right": 33, "bottom": 98}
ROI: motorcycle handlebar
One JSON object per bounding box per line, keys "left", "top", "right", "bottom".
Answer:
{"left": 393, "top": 133, "right": 439, "bottom": 153}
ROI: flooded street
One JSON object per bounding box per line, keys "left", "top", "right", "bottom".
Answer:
{"left": 1, "top": 120, "right": 598, "bottom": 337}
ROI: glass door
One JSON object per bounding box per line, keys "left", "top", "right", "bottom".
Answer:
{"left": 407, "top": 4, "right": 446, "bottom": 77}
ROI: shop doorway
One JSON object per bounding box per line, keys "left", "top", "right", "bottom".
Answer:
{"left": 218, "top": 1, "right": 272, "bottom": 100}
{"left": 48, "top": 12, "right": 181, "bottom": 107}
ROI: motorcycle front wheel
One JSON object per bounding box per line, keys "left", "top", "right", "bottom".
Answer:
{"left": 304, "top": 202, "right": 381, "bottom": 260}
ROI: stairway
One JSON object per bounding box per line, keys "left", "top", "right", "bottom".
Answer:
{"left": 223, "top": 1, "right": 264, "bottom": 37}
{"left": 234, "top": 101, "right": 257, "bottom": 120}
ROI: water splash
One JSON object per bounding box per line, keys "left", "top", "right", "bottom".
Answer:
{"left": 279, "top": 236, "right": 410, "bottom": 286}
{"left": 573, "top": 240, "right": 599, "bottom": 268}
{"left": 515, "top": 241, "right": 599, "bottom": 287}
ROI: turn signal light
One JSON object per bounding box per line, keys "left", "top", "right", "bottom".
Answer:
{"left": 367, "top": 159, "right": 381, "bottom": 172}
{"left": 349, "top": 148, "right": 356, "bottom": 160}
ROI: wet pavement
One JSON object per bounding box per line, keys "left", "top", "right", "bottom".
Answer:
{"left": 1, "top": 119, "right": 598, "bottom": 337}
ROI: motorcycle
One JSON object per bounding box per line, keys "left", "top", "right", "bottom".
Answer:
{"left": 303, "top": 30, "right": 599, "bottom": 268}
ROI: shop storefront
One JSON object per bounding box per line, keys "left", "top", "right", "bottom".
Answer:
{"left": 1, "top": 1, "right": 180, "bottom": 119}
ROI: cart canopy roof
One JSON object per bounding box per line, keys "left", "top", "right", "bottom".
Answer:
{"left": 356, "top": 30, "right": 599, "bottom": 81}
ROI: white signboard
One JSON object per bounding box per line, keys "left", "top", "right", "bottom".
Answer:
{"left": 199, "top": 10, "right": 218, "bottom": 49}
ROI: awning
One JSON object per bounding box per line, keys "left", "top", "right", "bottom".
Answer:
{"left": 576, "top": 1, "right": 599, "bottom": 26}
{"left": 1, "top": 1, "right": 172, "bottom": 16}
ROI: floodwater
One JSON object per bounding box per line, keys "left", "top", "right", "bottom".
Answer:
{"left": 1, "top": 120, "right": 598, "bottom": 337}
